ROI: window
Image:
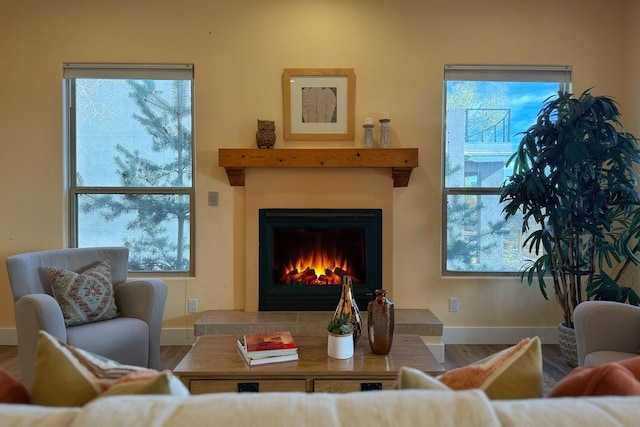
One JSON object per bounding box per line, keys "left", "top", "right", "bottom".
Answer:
{"left": 64, "top": 64, "right": 194, "bottom": 273}
{"left": 443, "top": 65, "right": 571, "bottom": 274}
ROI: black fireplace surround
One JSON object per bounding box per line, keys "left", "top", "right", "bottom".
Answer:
{"left": 258, "top": 208, "right": 383, "bottom": 311}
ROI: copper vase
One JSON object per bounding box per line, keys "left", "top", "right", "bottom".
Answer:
{"left": 367, "top": 289, "right": 394, "bottom": 355}
{"left": 333, "top": 275, "right": 362, "bottom": 343}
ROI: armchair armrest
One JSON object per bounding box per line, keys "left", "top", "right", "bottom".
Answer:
{"left": 14, "top": 294, "right": 67, "bottom": 389}
{"left": 574, "top": 301, "right": 640, "bottom": 366}
{"left": 114, "top": 279, "right": 168, "bottom": 370}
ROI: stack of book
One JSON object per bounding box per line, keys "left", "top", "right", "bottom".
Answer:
{"left": 237, "top": 331, "right": 299, "bottom": 366}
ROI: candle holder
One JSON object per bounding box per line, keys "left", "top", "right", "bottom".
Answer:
{"left": 379, "top": 118, "right": 390, "bottom": 148}
{"left": 363, "top": 123, "right": 375, "bottom": 148}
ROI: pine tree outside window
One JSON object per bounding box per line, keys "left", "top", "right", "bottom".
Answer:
{"left": 443, "top": 65, "right": 571, "bottom": 275}
{"left": 64, "top": 64, "right": 194, "bottom": 274}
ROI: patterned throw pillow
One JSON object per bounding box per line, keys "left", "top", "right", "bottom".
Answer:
{"left": 47, "top": 260, "right": 119, "bottom": 327}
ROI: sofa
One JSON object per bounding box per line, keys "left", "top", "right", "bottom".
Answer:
{"left": 1, "top": 390, "right": 639, "bottom": 427}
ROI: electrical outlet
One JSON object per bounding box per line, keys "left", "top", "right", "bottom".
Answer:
{"left": 449, "top": 297, "right": 459, "bottom": 312}
{"left": 188, "top": 299, "right": 198, "bottom": 313}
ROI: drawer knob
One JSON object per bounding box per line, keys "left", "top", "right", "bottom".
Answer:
{"left": 360, "top": 382, "right": 383, "bottom": 391}
{"left": 238, "top": 382, "right": 259, "bottom": 392}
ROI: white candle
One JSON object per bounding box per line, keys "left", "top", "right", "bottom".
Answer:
{"left": 364, "top": 117, "right": 373, "bottom": 125}
{"left": 380, "top": 112, "right": 390, "bottom": 120}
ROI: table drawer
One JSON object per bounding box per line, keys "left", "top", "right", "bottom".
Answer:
{"left": 189, "top": 379, "right": 307, "bottom": 394}
{"left": 313, "top": 379, "right": 396, "bottom": 393}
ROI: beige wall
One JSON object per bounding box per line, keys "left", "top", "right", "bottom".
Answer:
{"left": 0, "top": 0, "right": 637, "bottom": 343}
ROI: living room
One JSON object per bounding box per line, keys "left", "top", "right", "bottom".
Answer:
{"left": 1, "top": 0, "right": 639, "bottom": 352}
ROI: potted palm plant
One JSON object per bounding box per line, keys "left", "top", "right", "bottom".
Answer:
{"left": 500, "top": 89, "right": 640, "bottom": 366}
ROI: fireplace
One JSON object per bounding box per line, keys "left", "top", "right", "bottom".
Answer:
{"left": 258, "top": 208, "right": 383, "bottom": 311}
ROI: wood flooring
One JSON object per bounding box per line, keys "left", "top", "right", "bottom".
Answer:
{"left": 0, "top": 343, "right": 572, "bottom": 389}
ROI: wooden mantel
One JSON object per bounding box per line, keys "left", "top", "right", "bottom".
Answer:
{"left": 218, "top": 148, "right": 419, "bottom": 187}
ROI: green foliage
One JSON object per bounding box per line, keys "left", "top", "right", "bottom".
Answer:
{"left": 445, "top": 155, "right": 511, "bottom": 270}
{"left": 500, "top": 89, "right": 640, "bottom": 327}
{"left": 81, "top": 80, "right": 192, "bottom": 271}
{"left": 327, "top": 313, "right": 355, "bottom": 335}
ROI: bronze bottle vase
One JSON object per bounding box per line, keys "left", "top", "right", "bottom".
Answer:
{"left": 367, "top": 289, "right": 394, "bottom": 355}
{"left": 333, "top": 275, "right": 362, "bottom": 343}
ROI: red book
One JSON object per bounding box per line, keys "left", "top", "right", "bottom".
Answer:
{"left": 236, "top": 339, "right": 298, "bottom": 366}
{"left": 243, "top": 331, "right": 298, "bottom": 357}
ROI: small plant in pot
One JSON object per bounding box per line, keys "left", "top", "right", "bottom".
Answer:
{"left": 500, "top": 89, "right": 640, "bottom": 367}
{"left": 327, "top": 313, "right": 355, "bottom": 359}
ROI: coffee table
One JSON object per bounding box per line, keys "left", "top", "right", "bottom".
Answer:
{"left": 174, "top": 334, "right": 445, "bottom": 393}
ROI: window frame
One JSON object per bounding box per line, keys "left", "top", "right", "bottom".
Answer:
{"left": 64, "top": 63, "right": 195, "bottom": 275}
{"left": 442, "top": 65, "right": 572, "bottom": 276}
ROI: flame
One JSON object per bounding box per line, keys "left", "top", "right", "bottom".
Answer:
{"left": 278, "top": 246, "right": 356, "bottom": 285}
{"left": 283, "top": 249, "right": 349, "bottom": 276}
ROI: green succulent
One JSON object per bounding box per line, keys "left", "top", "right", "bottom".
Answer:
{"left": 327, "top": 313, "right": 355, "bottom": 335}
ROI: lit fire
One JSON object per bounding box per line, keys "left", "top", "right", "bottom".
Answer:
{"left": 278, "top": 248, "right": 359, "bottom": 285}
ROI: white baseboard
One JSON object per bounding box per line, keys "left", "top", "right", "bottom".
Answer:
{"left": 420, "top": 336, "right": 445, "bottom": 363}
{"left": 160, "top": 328, "right": 196, "bottom": 346}
{"left": 0, "top": 329, "right": 17, "bottom": 345}
{"left": 443, "top": 327, "right": 559, "bottom": 345}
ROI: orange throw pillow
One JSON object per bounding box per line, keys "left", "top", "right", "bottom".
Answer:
{"left": 548, "top": 356, "right": 640, "bottom": 397}
{"left": 0, "top": 367, "right": 30, "bottom": 404}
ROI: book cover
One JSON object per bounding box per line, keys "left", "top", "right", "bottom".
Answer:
{"left": 243, "top": 331, "right": 298, "bottom": 357}
{"left": 237, "top": 339, "right": 299, "bottom": 366}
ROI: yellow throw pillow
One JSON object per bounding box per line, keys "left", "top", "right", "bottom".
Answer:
{"left": 398, "top": 336, "right": 542, "bottom": 400}
{"left": 30, "top": 331, "right": 188, "bottom": 406}
{"left": 101, "top": 370, "right": 189, "bottom": 397}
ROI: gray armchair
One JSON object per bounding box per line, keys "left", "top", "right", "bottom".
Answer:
{"left": 6, "top": 247, "right": 167, "bottom": 389}
{"left": 573, "top": 300, "right": 640, "bottom": 366}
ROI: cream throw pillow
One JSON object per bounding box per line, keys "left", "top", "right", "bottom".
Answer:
{"left": 398, "top": 336, "right": 542, "bottom": 399}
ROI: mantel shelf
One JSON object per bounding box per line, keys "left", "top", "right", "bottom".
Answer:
{"left": 218, "top": 148, "right": 419, "bottom": 187}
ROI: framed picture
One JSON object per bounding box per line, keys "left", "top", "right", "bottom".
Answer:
{"left": 283, "top": 68, "right": 355, "bottom": 140}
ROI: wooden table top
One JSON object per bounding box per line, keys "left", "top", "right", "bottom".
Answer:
{"left": 174, "top": 334, "right": 445, "bottom": 378}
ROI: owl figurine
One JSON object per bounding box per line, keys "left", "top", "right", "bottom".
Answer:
{"left": 256, "top": 119, "right": 276, "bottom": 149}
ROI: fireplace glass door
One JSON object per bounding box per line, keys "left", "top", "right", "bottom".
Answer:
{"left": 259, "top": 208, "right": 382, "bottom": 311}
